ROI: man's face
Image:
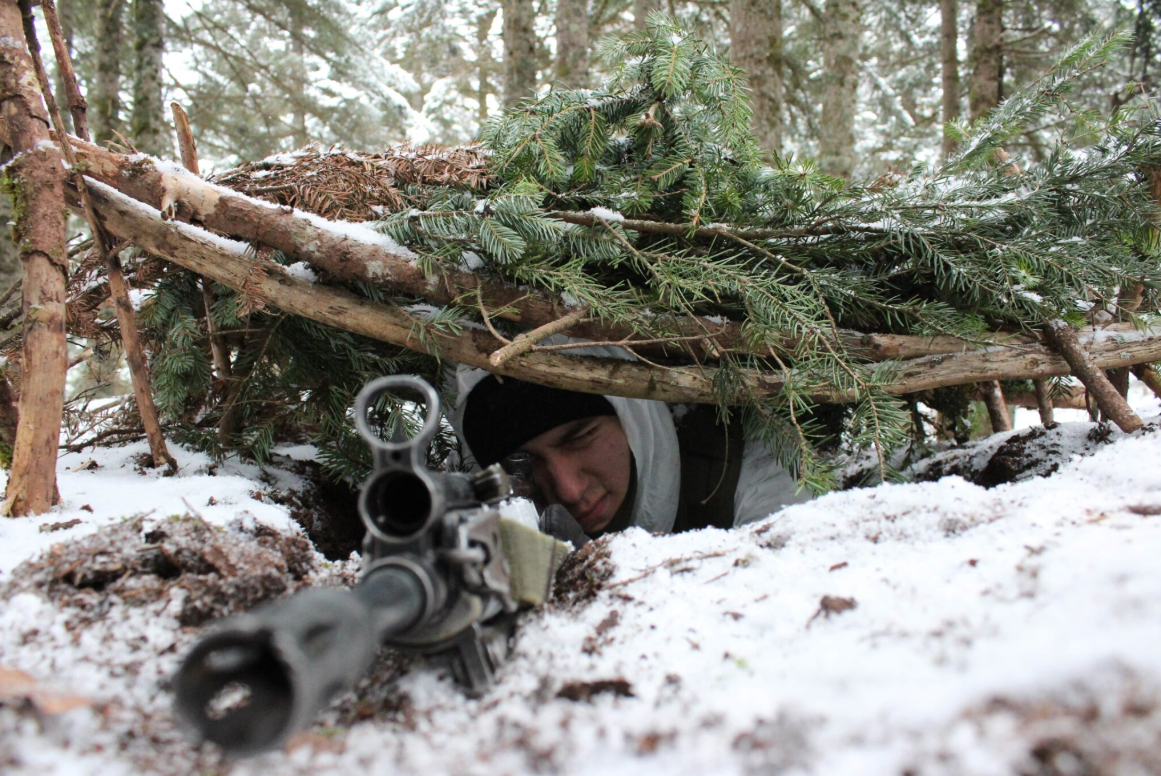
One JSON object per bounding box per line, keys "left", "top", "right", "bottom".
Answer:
{"left": 519, "top": 415, "right": 632, "bottom": 535}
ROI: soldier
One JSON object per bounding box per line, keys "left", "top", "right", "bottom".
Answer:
{"left": 448, "top": 359, "right": 810, "bottom": 541}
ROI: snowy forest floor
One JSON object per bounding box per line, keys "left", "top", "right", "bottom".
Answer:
{"left": 1, "top": 390, "right": 1160, "bottom": 776}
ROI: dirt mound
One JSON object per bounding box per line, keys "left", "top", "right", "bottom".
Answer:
{"left": 4, "top": 514, "right": 330, "bottom": 627}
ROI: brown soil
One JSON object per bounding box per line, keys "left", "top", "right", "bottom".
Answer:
{"left": 4, "top": 513, "right": 324, "bottom": 627}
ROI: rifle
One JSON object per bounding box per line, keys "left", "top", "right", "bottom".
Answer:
{"left": 174, "top": 375, "right": 564, "bottom": 756}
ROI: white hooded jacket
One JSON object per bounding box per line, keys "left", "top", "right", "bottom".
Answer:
{"left": 446, "top": 342, "right": 809, "bottom": 533}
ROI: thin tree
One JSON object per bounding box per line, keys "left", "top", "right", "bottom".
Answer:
{"left": 818, "top": 0, "right": 861, "bottom": 179}
{"left": 731, "top": 0, "right": 784, "bottom": 160}
{"left": 93, "top": 0, "right": 125, "bottom": 146}
{"left": 476, "top": 7, "right": 499, "bottom": 125}
{"left": 941, "top": 0, "right": 960, "bottom": 159}
{"left": 635, "top": 0, "right": 659, "bottom": 29}
{"left": 503, "top": 0, "right": 537, "bottom": 108}
{"left": 132, "top": 0, "right": 167, "bottom": 156}
{"left": 968, "top": 0, "right": 1002, "bottom": 122}
{"left": 555, "top": 0, "right": 589, "bottom": 88}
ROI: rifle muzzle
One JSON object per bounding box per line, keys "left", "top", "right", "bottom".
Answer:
{"left": 174, "top": 566, "right": 426, "bottom": 756}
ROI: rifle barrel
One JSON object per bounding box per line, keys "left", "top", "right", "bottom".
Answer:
{"left": 174, "top": 564, "right": 426, "bottom": 756}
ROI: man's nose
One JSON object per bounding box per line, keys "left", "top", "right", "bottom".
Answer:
{"left": 544, "top": 454, "right": 587, "bottom": 505}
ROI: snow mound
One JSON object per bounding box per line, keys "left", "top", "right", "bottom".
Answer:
{"left": 1, "top": 415, "right": 1160, "bottom": 775}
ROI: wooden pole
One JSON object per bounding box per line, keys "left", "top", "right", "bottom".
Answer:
{"left": 980, "top": 380, "right": 1012, "bottom": 432}
{"left": 170, "top": 101, "right": 237, "bottom": 441}
{"left": 37, "top": 0, "right": 88, "bottom": 140}
{"left": 31, "top": 0, "right": 174, "bottom": 471}
{"left": 0, "top": 1, "right": 69, "bottom": 515}
{"left": 1042, "top": 319, "right": 1143, "bottom": 433}
{"left": 1032, "top": 379, "right": 1055, "bottom": 425}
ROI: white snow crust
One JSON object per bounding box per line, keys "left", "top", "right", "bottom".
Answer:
{"left": 1, "top": 402, "right": 1160, "bottom": 774}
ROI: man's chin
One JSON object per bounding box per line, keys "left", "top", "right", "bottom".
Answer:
{"left": 574, "top": 494, "right": 613, "bottom": 534}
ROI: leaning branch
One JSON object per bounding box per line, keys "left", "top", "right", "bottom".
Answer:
{"left": 28, "top": 0, "right": 174, "bottom": 471}
{"left": 1042, "top": 319, "right": 1144, "bottom": 433}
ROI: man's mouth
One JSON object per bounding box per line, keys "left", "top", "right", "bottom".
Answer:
{"left": 573, "top": 494, "right": 608, "bottom": 530}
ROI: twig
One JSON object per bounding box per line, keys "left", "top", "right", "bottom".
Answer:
{"left": 475, "top": 281, "right": 513, "bottom": 346}
{"left": 0, "top": 277, "right": 21, "bottom": 309}
{"left": 31, "top": 0, "right": 175, "bottom": 472}
{"left": 489, "top": 308, "right": 589, "bottom": 367}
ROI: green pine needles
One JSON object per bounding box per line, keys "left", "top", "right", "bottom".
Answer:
{"left": 374, "top": 19, "right": 1160, "bottom": 490}
{"left": 139, "top": 17, "right": 1160, "bottom": 493}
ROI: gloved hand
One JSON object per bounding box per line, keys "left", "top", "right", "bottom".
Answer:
{"left": 538, "top": 503, "right": 590, "bottom": 549}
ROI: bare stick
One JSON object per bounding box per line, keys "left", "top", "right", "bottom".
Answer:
{"left": 489, "top": 308, "right": 589, "bottom": 367}
{"left": 171, "top": 102, "right": 200, "bottom": 175}
{"left": 979, "top": 380, "right": 1012, "bottom": 432}
{"left": 170, "top": 102, "right": 234, "bottom": 409}
{"left": 31, "top": 0, "right": 175, "bottom": 471}
{"left": 1, "top": 1, "right": 69, "bottom": 515}
{"left": 1032, "top": 379, "right": 1055, "bottom": 425}
{"left": 1132, "top": 363, "right": 1161, "bottom": 401}
{"left": 37, "top": 0, "right": 89, "bottom": 140}
{"left": 1042, "top": 319, "right": 1143, "bottom": 433}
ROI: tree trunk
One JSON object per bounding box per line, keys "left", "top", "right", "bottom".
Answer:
{"left": 93, "top": 0, "right": 124, "bottom": 145}
{"left": 731, "top": 0, "right": 783, "bottom": 159}
{"left": 289, "top": 2, "right": 309, "bottom": 149}
{"left": 0, "top": 0, "right": 69, "bottom": 515}
{"left": 818, "top": 0, "right": 860, "bottom": 180}
{"left": 502, "top": 0, "right": 537, "bottom": 108}
{"left": 940, "top": 0, "right": 960, "bottom": 159}
{"left": 555, "top": 0, "right": 589, "bottom": 89}
{"left": 476, "top": 8, "right": 498, "bottom": 126}
{"left": 1134, "top": 363, "right": 1161, "bottom": 400}
{"left": 968, "top": 0, "right": 1002, "bottom": 122}
{"left": 132, "top": 0, "right": 167, "bottom": 156}
{"left": 635, "top": 0, "right": 659, "bottom": 29}
{"left": 1032, "top": 378, "right": 1055, "bottom": 425}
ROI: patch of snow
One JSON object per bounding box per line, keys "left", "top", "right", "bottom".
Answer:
{"left": 0, "top": 393, "right": 1159, "bottom": 774}
{"left": 588, "top": 207, "right": 625, "bottom": 223}
{"left": 459, "top": 251, "right": 485, "bottom": 271}
{"left": 283, "top": 262, "right": 319, "bottom": 284}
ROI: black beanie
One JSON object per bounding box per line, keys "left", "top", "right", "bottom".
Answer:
{"left": 462, "top": 376, "right": 616, "bottom": 466}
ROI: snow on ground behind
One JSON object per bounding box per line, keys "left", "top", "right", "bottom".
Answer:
{"left": 1, "top": 401, "right": 1160, "bottom": 774}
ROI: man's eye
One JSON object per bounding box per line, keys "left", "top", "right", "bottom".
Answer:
{"left": 565, "top": 424, "right": 599, "bottom": 447}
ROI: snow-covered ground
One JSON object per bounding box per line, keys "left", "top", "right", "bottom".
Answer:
{"left": 1, "top": 387, "right": 1159, "bottom": 775}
